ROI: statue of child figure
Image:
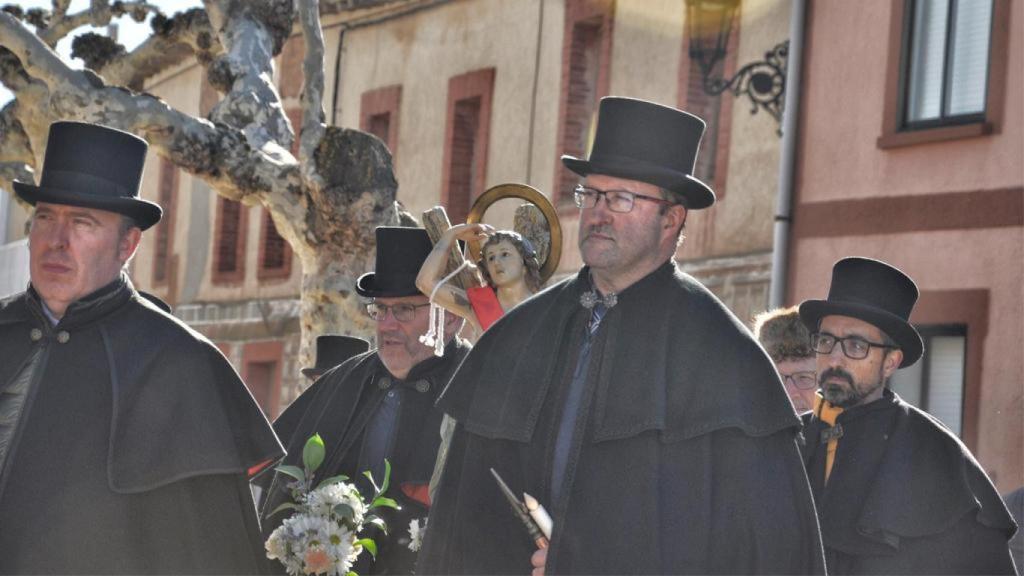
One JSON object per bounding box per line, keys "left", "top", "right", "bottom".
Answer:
{"left": 416, "top": 223, "right": 542, "bottom": 336}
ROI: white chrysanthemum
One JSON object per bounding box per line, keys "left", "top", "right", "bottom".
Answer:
{"left": 324, "top": 523, "right": 358, "bottom": 573}
{"left": 307, "top": 482, "right": 367, "bottom": 526}
{"left": 265, "top": 526, "right": 289, "bottom": 560}
{"left": 407, "top": 517, "right": 427, "bottom": 552}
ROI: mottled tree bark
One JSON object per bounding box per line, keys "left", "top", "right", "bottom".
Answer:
{"left": 0, "top": 0, "right": 399, "bottom": 374}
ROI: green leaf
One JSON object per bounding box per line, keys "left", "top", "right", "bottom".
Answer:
{"left": 365, "top": 516, "right": 388, "bottom": 534}
{"left": 275, "top": 465, "right": 305, "bottom": 484}
{"left": 371, "top": 496, "right": 399, "bottom": 510}
{"left": 346, "top": 572, "right": 357, "bottom": 576}
{"left": 267, "top": 501, "right": 299, "bottom": 518}
{"left": 303, "top": 434, "right": 326, "bottom": 475}
{"left": 334, "top": 503, "right": 355, "bottom": 521}
{"left": 362, "top": 470, "right": 381, "bottom": 494}
{"left": 357, "top": 538, "right": 378, "bottom": 559}
{"left": 316, "top": 474, "right": 350, "bottom": 489}
{"left": 378, "top": 459, "right": 392, "bottom": 497}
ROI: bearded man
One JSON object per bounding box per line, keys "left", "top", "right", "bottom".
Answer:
{"left": 799, "top": 257, "right": 1016, "bottom": 574}
{"left": 417, "top": 97, "right": 825, "bottom": 575}
{"left": 257, "top": 226, "right": 469, "bottom": 575}
{"left": 0, "top": 122, "right": 282, "bottom": 573}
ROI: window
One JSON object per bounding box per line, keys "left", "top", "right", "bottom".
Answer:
{"left": 213, "top": 197, "right": 247, "bottom": 284}
{"left": 360, "top": 85, "right": 402, "bottom": 165}
{"left": 152, "top": 158, "right": 178, "bottom": 285}
{"left": 890, "top": 325, "right": 967, "bottom": 435}
{"left": 257, "top": 209, "right": 292, "bottom": 280}
{"left": 904, "top": 0, "right": 993, "bottom": 127}
{"left": 554, "top": 0, "right": 613, "bottom": 205}
{"left": 879, "top": 0, "right": 1009, "bottom": 147}
{"left": 441, "top": 69, "right": 495, "bottom": 226}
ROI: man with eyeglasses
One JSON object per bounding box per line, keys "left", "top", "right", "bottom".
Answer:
{"left": 798, "top": 257, "right": 1015, "bottom": 574}
{"left": 754, "top": 306, "right": 818, "bottom": 413}
{"left": 257, "top": 227, "right": 469, "bottom": 575}
{"left": 418, "top": 97, "right": 824, "bottom": 575}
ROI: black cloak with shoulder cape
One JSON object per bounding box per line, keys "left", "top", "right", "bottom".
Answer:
{"left": 0, "top": 276, "right": 284, "bottom": 574}
{"left": 417, "top": 262, "right": 827, "bottom": 575}
{"left": 802, "top": 389, "right": 1017, "bottom": 574}
{"left": 256, "top": 340, "right": 470, "bottom": 575}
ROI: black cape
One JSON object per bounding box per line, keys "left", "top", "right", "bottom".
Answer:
{"left": 802, "top": 389, "right": 1017, "bottom": 574}
{"left": 0, "top": 276, "right": 284, "bottom": 574}
{"left": 418, "top": 262, "right": 826, "bottom": 575}
{"left": 256, "top": 340, "right": 470, "bottom": 574}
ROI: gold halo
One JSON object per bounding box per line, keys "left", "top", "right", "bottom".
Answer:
{"left": 466, "top": 183, "right": 562, "bottom": 285}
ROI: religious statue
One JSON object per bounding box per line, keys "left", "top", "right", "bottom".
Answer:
{"left": 417, "top": 223, "right": 542, "bottom": 335}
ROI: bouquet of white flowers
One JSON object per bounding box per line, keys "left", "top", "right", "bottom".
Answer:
{"left": 265, "top": 435, "right": 398, "bottom": 576}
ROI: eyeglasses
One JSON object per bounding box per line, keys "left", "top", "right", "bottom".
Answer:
{"left": 574, "top": 184, "right": 675, "bottom": 213}
{"left": 366, "top": 302, "right": 430, "bottom": 323}
{"left": 781, "top": 370, "right": 818, "bottom": 390}
{"left": 810, "top": 332, "right": 897, "bottom": 360}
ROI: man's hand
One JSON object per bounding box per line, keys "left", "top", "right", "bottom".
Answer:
{"left": 530, "top": 547, "right": 547, "bottom": 576}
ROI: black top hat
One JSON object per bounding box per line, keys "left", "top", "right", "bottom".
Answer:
{"left": 13, "top": 122, "right": 162, "bottom": 230}
{"left": 302, "top": 335, "right": 370, "bottom": 379}
{"left": 799, "top": 257, "right": 923, "bottom": 368}
{"left": 561, "top": 97, "right": 716, "bottom": 210}
{"left": 355, "top": 227, "right": 433, "bottom": 298}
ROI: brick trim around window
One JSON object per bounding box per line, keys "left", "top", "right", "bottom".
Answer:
{"left": 878, "top": 0, "right": 1011, "bottom": 149}
{"left": 553, "top": 0, "right": 615, "bottom": 208}
{"left": 910, "top": 289, "right": 989, "bottom": 451}
{"left": 361, "top": 84, "right": 402, "bottom": 165}
{"left": 677, "top": 5, "right": 740, "bottom": 201}
{"left": 441, "top": 68, "right": 496, "bottom": 226}
{"left": 152, "top": 157, "right": 179, "bottom": 286}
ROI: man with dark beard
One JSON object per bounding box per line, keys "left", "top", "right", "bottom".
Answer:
{"left": 799, "top": 257, "right": 1016, "bottom": 574}
{"left": 417, "top": 97, "right": 825, "bottom": 575}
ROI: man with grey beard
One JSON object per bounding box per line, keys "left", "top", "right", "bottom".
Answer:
{"left": 417, "top": 97, "right": 825, "bottom": 575}
{"left": 799, "top": 257, "right": 1016, "bottom": 574}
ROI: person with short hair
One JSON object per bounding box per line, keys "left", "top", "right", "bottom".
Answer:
{"left": 417, "top": 97, "right": 825, "bottom": 575}
{"left": 257, "top": 227, "right": 470, "bottom": 575}
{"left": 799, "top": 257, "right": 1016, "bottom": 574}
{"left": 754, "top": 306, "right": 818, "bottom": 412}
{"left": 0, "top": 121, "right": 282, "bottom": 573}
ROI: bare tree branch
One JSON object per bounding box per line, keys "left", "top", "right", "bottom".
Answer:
{"left": 99, "top": 8, "right": 222, "bottom": 89}
{"left": 203, "top": 0, "right": 294, "bottom": 152}
{"left": 39, "top": 1, "right": 162, "bottom": 47}
{"left": 0, "top": 10, "right": 302, "bottom": 208}
{"left": 297, "top": 0, "right": 326, "bottom": 188}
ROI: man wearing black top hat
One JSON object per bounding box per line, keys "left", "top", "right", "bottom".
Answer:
{"left": 417, "top": 97, "right": 825, "bottom": 574}
{"left": 257, "top": 227, "right": 469, "bottom": 574}
{"left": 798, "top": 257, "right": 1017, "bottom": 574}
{"left": 0, "top": 122, "right": 284, "bottom": 573}
{"left": 301, "top": 334, "right": 371, "bottom": 381}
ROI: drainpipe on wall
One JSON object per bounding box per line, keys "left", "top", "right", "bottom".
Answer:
{"left": 768, "top": 0, "right": 808, "bottom": 309}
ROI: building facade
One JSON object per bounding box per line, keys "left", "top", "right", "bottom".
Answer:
{"left": 125, "top": 0, "right": 790, "bottom": 416}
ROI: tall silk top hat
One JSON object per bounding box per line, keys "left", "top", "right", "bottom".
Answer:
{"left": 561, "top": 96, "right": 716, "bottom": 210}
{"left": 799, "top": 257, "right": 924, "bottom": 368}
{"left": 13, "top": 121, "right": 162, "bottom": 230}
{"left": 302, "top": 335, "right": 370, "bottom": 378}
{"left": 356, "top": 227, "right": 433, "bottom": 298}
